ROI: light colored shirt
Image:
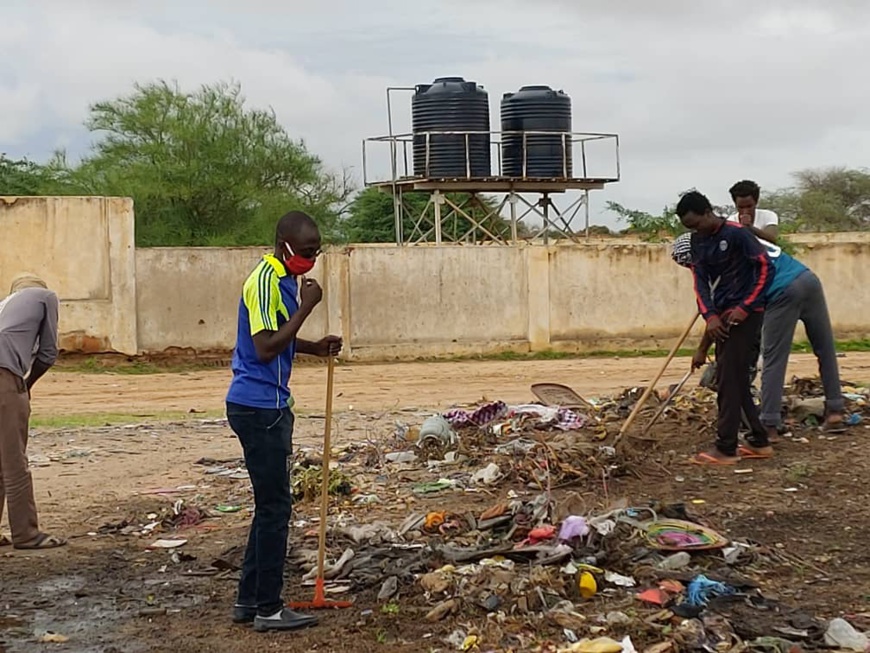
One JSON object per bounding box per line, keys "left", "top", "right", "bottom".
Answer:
{"left": 0, "top": 287, "right": 60, "bottom": 379}
{"left": 727, "top": 208, "right": 779, "bottom": 231}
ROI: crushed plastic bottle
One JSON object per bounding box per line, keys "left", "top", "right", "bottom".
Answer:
{"left": 657, "top": 551, "right": 691, "bottom": 570}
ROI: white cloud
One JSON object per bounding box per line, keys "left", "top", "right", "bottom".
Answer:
{"left": 1, "top": 0, "right": 869, "bottom": 227}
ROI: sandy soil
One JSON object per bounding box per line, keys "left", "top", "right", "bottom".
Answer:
{"left": 33, "top": 352, "right": 870, "bottom": 417}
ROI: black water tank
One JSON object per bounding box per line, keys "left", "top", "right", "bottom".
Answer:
{"left": 501, "top": 85, "right": 572, "bottom": 178}
{"left": 412, "top": 77, "right": 491, "bottom": 178}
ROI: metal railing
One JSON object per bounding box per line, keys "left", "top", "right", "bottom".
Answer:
{"left": 362, "top": 129, "right": 620, "bottom": 185}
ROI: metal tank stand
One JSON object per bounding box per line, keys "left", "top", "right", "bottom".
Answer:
{"left": 526, "top": 190, "right": 592, "bottom": 244}
{"left": 362, "top": 90, "right": 620, "bottom": 246}
{"left": 402, "top": 189, "right": 513, "bottom": 245}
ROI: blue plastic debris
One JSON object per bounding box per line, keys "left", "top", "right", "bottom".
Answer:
{"left": 685, "top": 574, "right": 735, "bottom": 607}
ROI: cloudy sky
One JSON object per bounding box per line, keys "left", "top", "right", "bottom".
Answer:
{"left": 3, "top": 0, "right": 869, "bottom": 227}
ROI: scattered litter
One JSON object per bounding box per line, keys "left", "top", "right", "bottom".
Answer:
{"left": 385, "top": 451, "right": 417, "bottom": 463}
{"left": 353, "top": 494, "right": 381, "bottom": 505}
{"left": 443, "top": 401, "right": 508, "bottom": 429}
{"left": 656, "top": 551, "right": 691, "bottom": 570}
{"left": 215, "top": 505, "right": 242, "bottom": 512}
{"left": 470, "top": 462, "right": 502, "bottom": 485}
{"left": 604, "top": 571, "right": 636, "bottom": 587}
{"left": 413, "top": 479, "right": 457, "bottom": 495}
{"left": 418, "top": 415, "right": 459, "bottom": 447}
{"left": 148, "top": 538, "right": 187, "bottom": 549}
{"left": 559, "top": 636, "right": 624, "bottom": 653}
{"left": 558, "top": 516, "right": 589, "bottom": 542}
{"left": 824, "top": 618, "right": 869, "bottom": 652}
{"left": 578, "top": 571, "right": 598, "bottom": 599}
{"left": 27, "top": 376, "right": 867, "bottom": 651}
{"left": 684, "top": 575, "right": 735, "bottom": 607}
{"left": 644, "top": 519, "right": 728, "bottom": 551}
{"left": 637, "top": 588, "right": 669, "bottom": 606}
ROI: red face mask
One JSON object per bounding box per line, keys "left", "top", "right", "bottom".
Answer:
{"left": 284, "top": 243, "right": 316, "bottom": 276}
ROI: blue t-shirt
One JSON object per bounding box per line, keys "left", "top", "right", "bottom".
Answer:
{"left": 757, "top": 240, "right": 809, "bottom": 301}
{"left": 226, "top": 255, "right": 299, "bottom": 410}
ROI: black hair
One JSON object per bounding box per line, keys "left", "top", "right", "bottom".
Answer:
{"left": 675, "top": 191, "right": 713, "bottom": 218}
{"left": 729, "top": 179, "right": 760, "bottom": 202}
{"left": 276, "top": 211, "right": 319, "bottom": 243}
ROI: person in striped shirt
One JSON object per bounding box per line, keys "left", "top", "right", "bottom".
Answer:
{"left": 675, "top": 191, "right": 775, "bottom": 465}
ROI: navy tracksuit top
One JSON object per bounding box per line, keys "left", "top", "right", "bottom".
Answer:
{"left": 689, "top": 221, "right": 775, "bottom": 322}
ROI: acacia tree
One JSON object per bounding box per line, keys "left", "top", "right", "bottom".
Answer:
{"left": 608, "top": 193, "right": 734, "bottom": 241}
{"left": 764, "top": 168, "right": 870, "bottom": 232}
{"left": 0, "top": 154, "right": 72, "bottom": 195}
{"left": 55, "top": 80, "right": 351, "bottom": 245}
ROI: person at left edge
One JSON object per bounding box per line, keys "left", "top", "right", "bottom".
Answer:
{"left": 225, "top": 211, "right": 342, "bottom": 632}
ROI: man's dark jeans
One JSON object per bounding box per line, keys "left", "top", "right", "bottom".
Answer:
{"left": 226, "top": 402, "right": 294, "bottom": 617}
{"left": 714, "top": 312, "right": 768, "bottom": 456}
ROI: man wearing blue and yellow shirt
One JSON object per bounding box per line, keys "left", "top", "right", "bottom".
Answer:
{"left": 226, "top": 211, "right": 341, "bottom": 632}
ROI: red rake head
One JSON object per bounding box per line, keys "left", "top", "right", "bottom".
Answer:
{"left": 288, "top": 577, "right": 353, "bottom": 610}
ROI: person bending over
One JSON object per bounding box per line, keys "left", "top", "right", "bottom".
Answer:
{"left": 0, "top": 274, "right": 66, "bottom": 550}
{"left": 675, "top": 191, "right": 774, "bottom": 465}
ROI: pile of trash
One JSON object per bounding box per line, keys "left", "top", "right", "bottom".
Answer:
{"left": 783, "top": 377, "right": 867, "bottom": 429}
{"left": 272, "top": 377, "right": 870, "bottom": 651}
{"left": 371, "top": 400, "right": 619, "bottom": 493}
{"left": 285, "top": 490, "right": 870, "bottom": 652}
{"left": 621, "top": 375, "right": 868, "bottom": 438}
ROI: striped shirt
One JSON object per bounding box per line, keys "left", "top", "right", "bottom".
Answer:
{"left": 690, "top": 222, "right": 774, "bottom": 322}
{"left": 226, "top": 254, "right": 299, "bottom": 410}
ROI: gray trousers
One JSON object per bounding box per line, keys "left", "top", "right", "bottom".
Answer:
{"left": 760, "top": 270, "right": 845, "bottom": 427}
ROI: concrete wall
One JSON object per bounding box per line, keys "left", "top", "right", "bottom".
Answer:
{"left": 135, "top": 236, "right": 870, "bottom": 361}
{"left": 0, "top": 196, "right": 137, "bottom": 354}
{"left": 4, "top": 196, "right": 868, "bottom": 361}
{"left": 134, "top": 247, "right": 330, "bottom": 352}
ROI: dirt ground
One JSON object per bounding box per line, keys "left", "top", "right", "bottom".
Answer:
{"left": 3, "top": 354, "right": 870, "bottom": 653}
{"left": 32, "top": 353, "right": 870, "bottom": 417}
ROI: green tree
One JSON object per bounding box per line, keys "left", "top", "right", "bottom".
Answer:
{"left": 54, "top": 80, "right": 351, "bottom": 246}
{"left": 0, "top": 154, "right": 72, "bottom": 195}
{"left": 764, "top": 167, "right": 870, "bottom": 232}
{"left": 343, "top": 187, "right": 518, "bottom": 243}
{"left": 607, "top": 191, "right": 734, "bottom": 241}
{"left": 606, "top": 201, "right": 685, "bottom": 241}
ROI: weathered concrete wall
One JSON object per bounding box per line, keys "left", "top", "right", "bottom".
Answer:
{"left": 135, "top": 236, "right": 870, "bottom": 360}
{"left": 4, "top": 196, "right": 867, "bottom": 361}
{"left": 788, "top": 235, "right": 870, "bottom": 341}
{"left": 135, "top": 248, "right": 329, "bottom": 352}
{"left": 0, "top": 196, "right": 137, "bottom": 354}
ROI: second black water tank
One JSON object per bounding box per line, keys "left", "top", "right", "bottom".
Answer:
{"left": 412, "top": 77, "right": 491, "bottom": 178}
{"left": 501, "top": 85, "right": 572, "bottom": 178}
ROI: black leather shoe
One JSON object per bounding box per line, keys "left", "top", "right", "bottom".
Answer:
{"left": 232, "top": 605, "right": 256, "bottom": 624}
{"left": 253, "top": 608, "right": 318, "bottom": 632}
